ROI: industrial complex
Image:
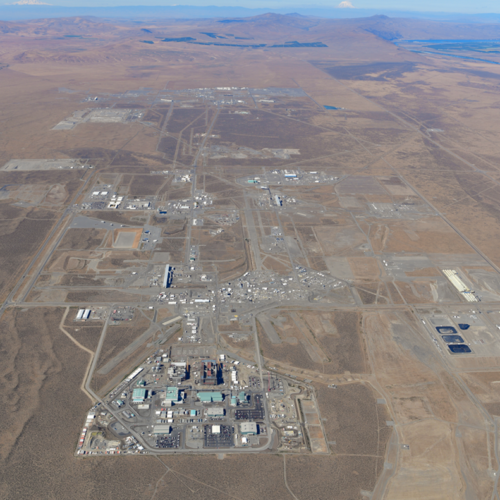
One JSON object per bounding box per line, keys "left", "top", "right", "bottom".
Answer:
{"left": 76, "top": 349, "right": 318, "bottom": 454}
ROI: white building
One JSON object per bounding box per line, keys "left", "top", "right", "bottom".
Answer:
{"left": 240, "top": 422, "right": 257, "bottom": 435}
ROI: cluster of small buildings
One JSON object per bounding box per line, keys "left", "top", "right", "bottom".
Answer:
{"left": 193, "top": 191, "right": 212, "bottom": 208}
{"left": 217, "top": 271, "right": 309, "bottom": 304}
{"left": 243, "top": 169, "right": 338, "bottom": 187}
{"left": 76, "top": 412, "right": 95, "bottom": 451}
{"left": 126, "top": 200, "right": 151, "bottom": 210}
{"left": 296, "top": 266, "right": 343, "bottom": 290}
{"left": 157, "top": 199, "right": 192, "bottom": 216}
{"left": 206, "top": 210, "right": 239, "bottom": 226}
{"left": 107, "top": 194, "right": 124, "bottom": 209}
{"left": 157, "top": 289, "right": 189, "bottom": 305}
{"left": 268, "top": 189, "right": 296, "bottom": 208}
{"left": 184, "top": 316, "right": 200, "bottom": 343}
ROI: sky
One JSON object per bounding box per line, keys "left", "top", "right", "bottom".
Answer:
{"left": 9, "top": 0, "right": 500, "bottom": 13}
{"left": 338, "top": 0, "right": 500, "bottom": 11}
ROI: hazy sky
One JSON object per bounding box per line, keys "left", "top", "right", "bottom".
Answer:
{"left": 20, "top": 0, "right": 500, "bottom": 13}
{"left": 333, "top": 0, "right": 500, "bottom": 11}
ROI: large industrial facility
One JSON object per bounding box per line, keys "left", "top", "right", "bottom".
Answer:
{"left": 75, "top": 346, "right": 313, "bottom": 455}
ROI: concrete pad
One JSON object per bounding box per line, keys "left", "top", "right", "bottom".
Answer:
{"left": 153, "top": 252, "right": 171, "bottom": 262}
{"left": 324, "top": 257, "right": 354, "bottom": 280}
{"left": 113, "top": 228, "right": 142, "bottom": 249}
{"left": 2, "top": 159, "right": 80, "bottom": 171}
{"left": 114, "top": 232, "right": 137, "bottom": 248}
{"left": 257, "top": 314, "right": 282, "bottom": 344}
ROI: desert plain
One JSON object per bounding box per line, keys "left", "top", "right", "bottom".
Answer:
{"left": 1, "top": 11, "right": 500, "bottom": 500}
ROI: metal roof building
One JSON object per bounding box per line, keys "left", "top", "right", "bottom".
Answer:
{"left": 198, "top": 392, "right": 224, "bottom": 403}
{"left": 165, "top": 386, "right": 179, "bottom": 403}
{"left": 132, "top": 388, "right": 147, "bottom": 402}
{"left": 207, "top": 408, "right": 225, "bottom": 417}
{"left": 240, "top": 422, "right": 257, "bottom": 435}
{"left": 163, "top": 264, "right": 171, "bottom": 288}
{"left": 153, "top": 425, "right": 171, "bottom": 435}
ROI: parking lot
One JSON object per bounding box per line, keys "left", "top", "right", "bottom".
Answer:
{"left": 204, "top": 425, "right": 234, "bottom": 448}
{"left": 235, "top": 394, "right": 265, "bottom": 420}
{"left": 156, "top": 429, "right": 181, "bottom": 449}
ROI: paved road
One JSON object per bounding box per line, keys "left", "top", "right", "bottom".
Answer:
{"left": 85, "top": 305, "right": 113, "bottom": 391}
{"left": 244, "top": 195, "right": 263, "bottom": 270}
{"left": 328, "top": 75, "right": 500, "bottom": 277}
{"left": 14, "top": 299, "right": 500, "bottom": 311}
{"left": 0, "top": 171, "right": 94, "bottom": 317}
{"left": 185, "top": 106, "right": 220, "bottom": 265}
{"left": 97, "top": 323, "right": 161, "bottom": 375}
{"left": 257, "top": 313, "right": 282, "bottom": 344}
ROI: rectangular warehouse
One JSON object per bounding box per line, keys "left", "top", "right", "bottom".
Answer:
{"left": 207, "top": 408, "right": 225, "bottom": 417}
{"left": 165, "top": 387, "right": 179, "bottom": 404}
{"left": 163, "top": 264, "right": 171, "bottom": 288}
{"left": 198, "top": 392, "right": 224, "bottom": 403}
{"left": 153, "top": 425, "right": 171, "bottom": 435}
{"left": 125, "top": 367, "right": 143, "bottom": 382}
{"left": 132, "top": 388, "right": 147, "bottom": 403}
{"left": 240, "top": 422, "right": 257, "bottom": 435}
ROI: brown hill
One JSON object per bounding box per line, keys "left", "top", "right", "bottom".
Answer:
{"left": 0, "top": 20, "right": 21, "bottom": 34}
{"left": 2, "top": 14, "right": 500, "bottom": 43}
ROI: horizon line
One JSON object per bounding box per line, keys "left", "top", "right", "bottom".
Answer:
{"left": 1, "top": 4, "right": 500, "bottom": 14}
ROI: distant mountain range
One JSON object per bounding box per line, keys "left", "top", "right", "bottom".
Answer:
{"left": 2, "top": 12, "right": 500, "bottom": 47}
{"left": 6, "top": 0, "right": 51, "bottom": 5}
{"left": 0, "top": 4, "right": 500, "bottom": 23}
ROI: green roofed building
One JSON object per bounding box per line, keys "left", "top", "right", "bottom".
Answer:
{"left": 165, "top": 386, "right": 179, "bottom": 404}
{"left": 132, "top": 388, "right": 147, "bottom": 402}
{"left": 197, "top": 392, "right": 223, "bottom": 403}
